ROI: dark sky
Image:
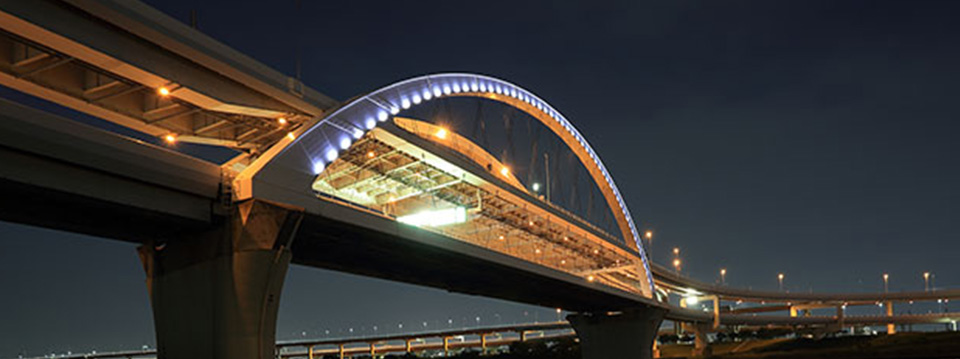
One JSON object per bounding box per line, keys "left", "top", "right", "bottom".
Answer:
{"left": 3, "top": 0, "right": 960, "bottom": 356}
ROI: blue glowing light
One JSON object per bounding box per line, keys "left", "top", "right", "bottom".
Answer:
{"left": 339, "top": 137, "right": 352, "bottom": 150}
{"left": 365, "top": 117, "right": 376, "bottom": 129}
{"left": 325, "top": 149, "right": 338, "bottom": 162}
{"left": 312, "top": 161, "right": 325, "bottom": 174}
{"left": 352, "top": 129, "right": 364, "bottom": 139}
{"left": 377, "top": 111, "right": 389, "bottom": 122}
{"left": 412, "top": 94, "right": 422, "bottom": 104}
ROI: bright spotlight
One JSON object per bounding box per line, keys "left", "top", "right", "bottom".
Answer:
{"left": 365, "top": 117, "right": 377, "bottom": 129}
{"left": 435, "top": 128, "right": 448, "bottom": 139}
{"left": 325, "top": 149, "right": 338, "bottom": 162}
{"left": 401, "top": 98, "right": 411, "bottom": 109}
{"left": 685, "top": 296, "right": 700, "bottom": 306}
{"left": 339, "top": 138, "right": 351, "bottom": 150}
{"left": 163, "top": 134, "right": 176, "bottom": 144}
{"left": 500, "top": 167, "right": 510, "bottom": 177}
{"left": 377, "top": 111, "right": 389, "bottom": 122}
{"left": 397, "top": 207, "right": 467, "bottom": 227}
{"left": 157, "top": 87, "right": 171, "bottom": 96}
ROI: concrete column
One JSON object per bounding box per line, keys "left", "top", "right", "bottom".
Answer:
{"left": 567, "top": 307, "right": 666, "bottom": 359}
{"left": 691, "top": 323, "right": 712, "bottom": 357}
{"left": 836, "top": 305, "right": 845, "bottom": 333}
{"left": 138, "top": 200, "right": 303, "bottom": 359}
{"left": 885, "top": 301, "right": 895, "bottom": 334}
{"left": 711, "top": 297, "right": 720, "bottom": 329}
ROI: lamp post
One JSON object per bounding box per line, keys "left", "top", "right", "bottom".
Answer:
{"left": 883, "top": 273, "right": 889, "bottom": 293}
{"left": 924, "top": 272, "right": 931, "bottom": 292}
{"left": 673, "top": 258, "right": 682, "bottom": 274}
{"left": 720, "top": 268, "right": 727, "bottom": 286}
{"left": 644, "top": 230, "right": 653, "bottom": 255}
{"left": 778, "top": 273, "right": 785, "bottom": 292}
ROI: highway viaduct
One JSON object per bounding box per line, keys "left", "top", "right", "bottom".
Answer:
{"left": 0, "top": 1, "right": 958, "bottom": 359}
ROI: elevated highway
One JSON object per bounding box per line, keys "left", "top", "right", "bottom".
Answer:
{"left": 0, "top": 2, "right": 956, "bottom": 359}
{"left": 653, "top": 263, "right": 960, "bottom": 303}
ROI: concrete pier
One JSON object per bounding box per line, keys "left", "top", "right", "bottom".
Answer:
{"left": 138, "top": 200, "right": 303, "bottom": 359}
{"left": 568, "top": 307, "right": 665, "bottom": 359}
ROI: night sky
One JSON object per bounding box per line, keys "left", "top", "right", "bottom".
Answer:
{"left": 3, "top": 1, "right": 960, "bottom": 356}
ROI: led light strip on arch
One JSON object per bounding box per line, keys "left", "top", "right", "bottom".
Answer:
{"left": 289, "top": 73, "right": 655, "bottom": 293}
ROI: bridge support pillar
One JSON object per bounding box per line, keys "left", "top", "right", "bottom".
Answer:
{"left": 568, "top": 307, "right": 665, "bottom": 359}
{"left": 885, "top": 301, "right": 895, "bottom": 334}
{"left": 691, "top": 323, "right": 712, "bottom": 357}
{"left": 138, "top": 200, "right": 303, "bottom": 359}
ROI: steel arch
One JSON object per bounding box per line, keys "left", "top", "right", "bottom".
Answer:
{"left": 236, "top": 73, "right": 655, "bottom": 294}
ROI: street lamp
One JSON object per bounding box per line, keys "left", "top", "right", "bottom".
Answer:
{"left": 673, "top": 258, "right": 681, "bottom": 273}
{"left": 883, "top": 273, "right": 889, "bottom": 293}
{"left": 720, "top": 268, "right": 727, "bottom": 285}
{"left": 644, "top": 230, "right": 653, "bottom": 254}
{"left": 778, "top": 273, "right": 785, "bottom": 291}
{"left": 924, "top": 272, "right": 931, "bottom": 292}
{"left": 673, "top": 247, "right": 680, "bottom": 256}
